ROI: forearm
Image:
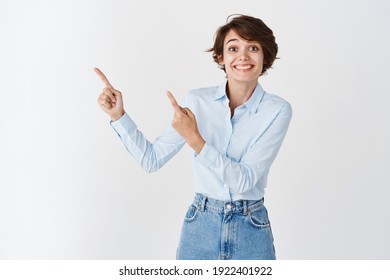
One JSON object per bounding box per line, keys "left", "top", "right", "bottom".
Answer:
{"left": 187, "top": 134, "right": 206, "bottom": 154}
{"left": 111, "top": 113, "right": 185, "bottom": 173}
{"left": 195, "top": 143, "right": 261, "bottom": 193}
{"left": 195, "top": 105, "right": 292, "bottom": 194}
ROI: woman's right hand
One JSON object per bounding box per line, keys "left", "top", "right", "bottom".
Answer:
{"left": 94, "top": 67, "right": 125, "bottom": 122}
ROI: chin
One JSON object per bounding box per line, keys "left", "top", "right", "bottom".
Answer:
{"left": 228, "top": 75, "right": 259, "bottom": 84}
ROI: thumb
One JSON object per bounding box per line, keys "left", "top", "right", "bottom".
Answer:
{"left": 182, "top": 107, "right": 194, "bottom": 118}
{"left": 111, "top": 88, "right": 122, "bottom": 97}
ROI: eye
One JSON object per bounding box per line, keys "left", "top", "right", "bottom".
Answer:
{"left": 228, "top": 46, "right": 238, "bottom": 52}
{"left": 249, "top": 46, "right": 259, "bottom": 52}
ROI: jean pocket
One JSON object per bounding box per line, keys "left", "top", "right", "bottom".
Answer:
{"left": 184, "top": 204, "right": 199, "bottom": 222}
{"left": 247, "top": 208, "right": 270, "bottom": 228}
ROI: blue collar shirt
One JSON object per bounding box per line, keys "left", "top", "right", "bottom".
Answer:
{"left": 111, "top": 80, "right": 292, "bottom": 201}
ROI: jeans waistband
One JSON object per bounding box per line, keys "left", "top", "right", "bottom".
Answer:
{"left": 193, "top": 193, "right": 264, "bottom": 216}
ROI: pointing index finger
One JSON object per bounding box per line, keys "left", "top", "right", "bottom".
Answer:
{"left": 166, "top": 91, "right": 181, "bottom": 111}
{"left": 94, "top": 67, "right": 114, "bottom": 88}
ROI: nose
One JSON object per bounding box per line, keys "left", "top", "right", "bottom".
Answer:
{"left": 238, "top": 49, "right": 249, "bottom": 61}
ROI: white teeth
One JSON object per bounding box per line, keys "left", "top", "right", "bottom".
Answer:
{"left": 235, "top": 65, "right": 253, "bottom": 70}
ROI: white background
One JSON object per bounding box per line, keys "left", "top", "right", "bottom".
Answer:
{"left": 1, "top": 0, "right": 389, "bottom": 259}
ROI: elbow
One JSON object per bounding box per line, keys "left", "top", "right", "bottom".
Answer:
{"left": 234, "top": 177, "right": 256, "bottom": 194}
{"left": 141, "top": 161, "right": 160, "bottom": 173}
{"left": 229, "top": 165, "right": 260, "bottom": 194}
{"left": 143, "top": 165, "right": 159, "bottom": 173}
{"left": 140, "top": 153, "right": 161, "bottom": 173}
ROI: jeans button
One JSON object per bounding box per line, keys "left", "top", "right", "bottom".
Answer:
{"left": 226, "top": 204, "right": 234, "bottom": 210}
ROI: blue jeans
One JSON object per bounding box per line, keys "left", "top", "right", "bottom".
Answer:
{"left": 176, "top": 193, "right": 276, "bottom": 260}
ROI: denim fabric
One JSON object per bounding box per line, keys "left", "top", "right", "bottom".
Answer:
{"left": 176, "top": 193, "right": 276, "bottom": 260}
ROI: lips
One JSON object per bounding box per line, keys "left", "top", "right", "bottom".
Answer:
{"left": 234, "top": 64, "right": 254, "bottom": 70}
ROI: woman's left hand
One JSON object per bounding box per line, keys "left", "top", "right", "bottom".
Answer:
{"left": 167, "top": 91, "right": 205, "bottom": 154}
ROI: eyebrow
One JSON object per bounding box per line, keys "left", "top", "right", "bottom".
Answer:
{"left": 225, "top": 38, "right": 238, "bottom": 45}
{"left": 225, "top": 38, "right": 260, "bottom": 46}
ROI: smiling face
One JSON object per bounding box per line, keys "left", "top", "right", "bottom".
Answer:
{"left": 219, "top": 29, "right": 265, "bottom": 86}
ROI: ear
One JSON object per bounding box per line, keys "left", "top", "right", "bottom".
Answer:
{"left": 217, "top": 55, "right": 224, "bottom": 66}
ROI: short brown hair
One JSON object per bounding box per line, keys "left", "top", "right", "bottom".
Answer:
{"left": 208, "top": 15, "right": 278, "bottom": 76}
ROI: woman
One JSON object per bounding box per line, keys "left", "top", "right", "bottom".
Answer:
{"left": 95, "top": 15, "right": 292, "bottom": 260}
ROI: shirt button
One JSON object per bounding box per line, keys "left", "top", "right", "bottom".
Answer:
{"left": 226, "top": 204, "right": 233, "bottom": 210}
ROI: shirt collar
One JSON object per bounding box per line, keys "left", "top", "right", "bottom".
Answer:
{"left": 214, "top": 80, "right": 265, "bottom": 114}
{"left": 213, "top": 80, "right": 228, "bottom": 100}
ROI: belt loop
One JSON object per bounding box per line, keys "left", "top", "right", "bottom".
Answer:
{"left": 199, "top": 195, "right": 207, "bottom": 212}
{"left": 243, "top": 200, "right": 248, "bottom": 216}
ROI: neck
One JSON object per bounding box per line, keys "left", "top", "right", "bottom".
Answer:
{"left": 226, "top": 79, "right": 258, "bottom": 111}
